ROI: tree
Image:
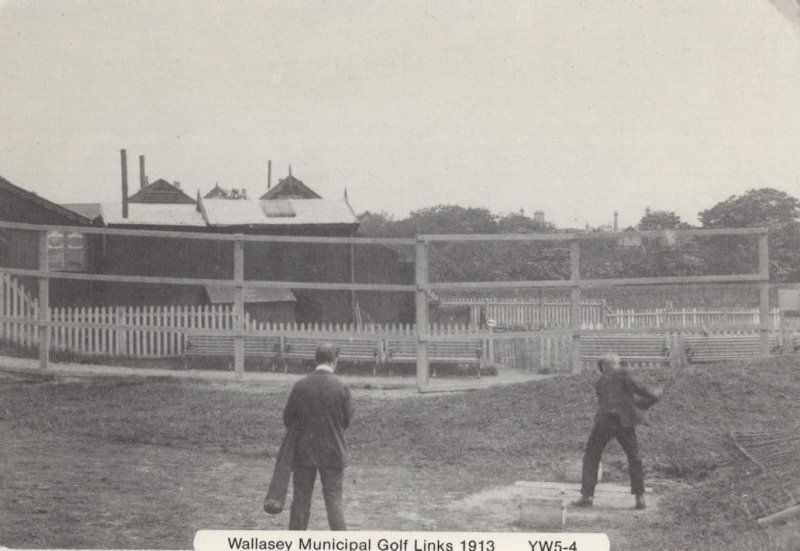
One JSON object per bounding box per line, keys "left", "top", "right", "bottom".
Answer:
{"left": 698, "top": 188, "right": 800, "bottom": 229}
{"left": 403, "top": 205, "right": 499, "bottom": 235}
{"left": 638, "top": 208, "right": 692, "bottom": 231}
{"left": 357, "top": 211, "right": 398, "bottom": 237}
{"left": 698, "top": 188, "right": 800, "bottom": 281}
{"left": 356, "top": 205, "right": 569, "bottom": 283}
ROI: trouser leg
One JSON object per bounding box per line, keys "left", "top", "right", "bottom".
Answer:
{"left": 614, "top": 423, "right": 644, "bottom": 496}
{"left": 289, "top": 466, "right": 316, "bottom": 530}
{"left": 319, "top": 467, "right": 346, "bottom": 530}
{"left": 581, "top": 417, "right": 611, "bottom": 497}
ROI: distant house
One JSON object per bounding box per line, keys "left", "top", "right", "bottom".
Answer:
{"left": 50, "top": 169, "right": 407, "bottom": 324}
{"left": 0, "top": 168, "right": 410, "bottom": 324}
{"left": 260, "top": 168, "right": 321, "bottom": 200}
{"left": 618, "top": 234, "right": 643, "bottom": 248}
{"left": 204, "top": 183, "right": 248, "bottom": 200}
{"left": 128, "top": 179, "right": 195, "bottom": 204}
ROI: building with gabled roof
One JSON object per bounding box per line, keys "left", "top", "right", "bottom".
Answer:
{"left": 0, "top": 174, "right": 92, "bottom": 227}
{"left": 128, "top": 179, "right": 196, "bottom": 204}
{"left": 0, "top": 174, "right": 94, "bottom": 305}
{"left": 260, "top": 167, "right": 321, "bottom": 200}
{"left": 0, "top": 166, "right": 409, "bottom": 325}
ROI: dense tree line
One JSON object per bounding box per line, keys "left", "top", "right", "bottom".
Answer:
{"left": 358, "top": 188, "right": 800, "bottom": 283}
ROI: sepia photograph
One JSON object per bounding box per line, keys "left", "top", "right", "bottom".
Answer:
{"left": 1, "top": 1, "right": 800, "bottom": 549}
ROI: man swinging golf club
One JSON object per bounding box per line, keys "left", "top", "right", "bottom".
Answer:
{"left": 573, "top": 352, "right": 662, "bottom": 510}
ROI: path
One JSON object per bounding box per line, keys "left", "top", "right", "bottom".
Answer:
{"left": 0, "top": 354, "right": 551, "bottom": 395}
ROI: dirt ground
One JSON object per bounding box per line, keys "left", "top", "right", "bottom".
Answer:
{"left": 3, "top": 357, "right": 800, "bottom": 550}
{"left": 0, "top": 423, "right": 668, "bottom": 550}
{"left": 0, "top": 424, "right": 452, "bottom": 548}
{"left": 0, "top": 364, "right": 652, "bottom": 550}
{"left": 0, "top": 363, "right": 547, "bottom": 549}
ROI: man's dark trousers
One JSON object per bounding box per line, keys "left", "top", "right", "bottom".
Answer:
{"left": 581, "top": 412, "right": 644, "bottom": 497}
{"left": 289, "top": 466, "right": 345, "bottom": 530}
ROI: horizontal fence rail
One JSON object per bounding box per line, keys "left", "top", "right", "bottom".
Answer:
{"left": 0, "top": 271, "right": 795, "bottom": 372}
{"left": 0, "top": 221, "right": 774, "bottom": 383}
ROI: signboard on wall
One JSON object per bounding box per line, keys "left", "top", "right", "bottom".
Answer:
{"left": 778, "top": 288, "right": 800, "bottom": 312}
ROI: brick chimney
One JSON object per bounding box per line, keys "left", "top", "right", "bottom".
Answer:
{"left": 139, "top": 155, "right": 146, "bottom": 190}
{"left": 120, "top": 149, "right": 128, "bottom": 219}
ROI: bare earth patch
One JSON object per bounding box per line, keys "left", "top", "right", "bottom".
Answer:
{"left": 3, "top": 356, "right": 800, "bottom": 550}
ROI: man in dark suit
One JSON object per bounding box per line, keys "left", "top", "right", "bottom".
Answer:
{"left": 283, "top": 342, "right": 353, "bottom": 530}
{"left": 573, "top": 352, "right": 662, "bottom": 510}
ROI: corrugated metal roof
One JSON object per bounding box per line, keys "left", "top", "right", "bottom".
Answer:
{"left": 201, "top": 198, "right": 357, "bottom": 226}
{"left": 205, "top": 286, "right": 296, "bottom": 304}
{"left": 99, "top": 203, "right": 207, "bottom": 226}
{"left": 289, "top": 198, "right": 357, "bottom": 225}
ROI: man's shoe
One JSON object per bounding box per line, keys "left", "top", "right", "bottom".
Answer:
{"left": 635, "top": 494, "right": 646, "bottom": 510}
{"left": 571, "top": 495, "right": 593, "bottom": 507}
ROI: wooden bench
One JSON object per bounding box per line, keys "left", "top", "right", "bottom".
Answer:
{"left": 787, "top": 333, "right": 800, "bottom": 354}
{"left": 183, "top": 335, "right": 282, "bottom": 369}
{"left": 580, "top": 335, "right": 671, "bottom": 368}
{"left": 384, "top": 338, "right": 484, "bottom": 377}
{"left": 683, "top": 334, "right": 778, "bottom": 364}
{"left": 283, "top": 335, "right": 382, "bottom": 370}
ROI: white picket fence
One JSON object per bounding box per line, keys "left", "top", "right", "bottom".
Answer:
{"left": 492, "top": 327, "right": 800, "bottom": 372}
{"left": 445, "top": 297, "right": 783, "bottom": 331}
{"left": 0, "top": 274, "right": 794, "bottom": 370}
{"left": 0, "top": 274, "right": 477, "bottom": 358}
{"left": 49, "top": 304, "right": 239, "bottom": 357}
{"left": 0, "top": 273, "right": 38, "bottom": 348}
{"left": 606, "top": 308, "right": 782, "bottom": 330}
{"left": 443, "top": 298, "right": 609, "bottom": 328}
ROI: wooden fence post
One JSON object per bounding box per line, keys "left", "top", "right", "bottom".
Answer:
{"left": 38, "top": 231, "right": 50, "bottom": 369}
{"left": 759, "top": 233, "right": 770, "bottom": 355}
{"left": 570, "top": 240, "right": 581, "bottom": 373}
{"left": 415, "top": 238, "right": 429, "bottom": 389}
{"left": 233, "top": 239, "right": 245, "bottom": 379}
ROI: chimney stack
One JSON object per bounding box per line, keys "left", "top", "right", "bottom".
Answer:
{"left": 613, "top": 211, "right": 619, "bottom": 232}
{"left": 139, "top": 155, "right": 146, "bottom": 190}
{"left": 120, "top": 149, "right": 129, "bottom": 219}
{"left": 268, "top": 159, "right": 272, "bottom": 190}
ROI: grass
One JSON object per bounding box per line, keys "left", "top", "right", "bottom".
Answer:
{"left": 2, "top": 356, "right": 800, "bottom": 549}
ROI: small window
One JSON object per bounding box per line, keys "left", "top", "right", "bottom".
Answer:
{"left": 48, "top": 231, "right": 87, "bottom": 272}
{"left": 261, "top": 200, "right": 296, "bottom": 218}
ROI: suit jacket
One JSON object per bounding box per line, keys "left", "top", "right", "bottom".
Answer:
{"left": 283, "top": 369, "right": 353, "bottom": 468}
{"left": 594, "top": 367, "right": 660, "bottom": 427}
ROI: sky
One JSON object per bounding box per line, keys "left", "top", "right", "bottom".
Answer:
{"left": 0, "top": 0, "right": 798, "bottom": 229}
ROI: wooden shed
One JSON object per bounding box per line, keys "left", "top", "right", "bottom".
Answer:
{"left": 205, "top": 285, "right": 297, "bottom": 324}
